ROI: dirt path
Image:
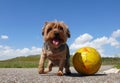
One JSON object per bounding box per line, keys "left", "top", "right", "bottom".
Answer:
{"left": 0, "top": 65, "right": 120, "bottom": 83}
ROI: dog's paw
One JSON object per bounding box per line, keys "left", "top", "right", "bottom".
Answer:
{"left": 38, "top": 68, "right": 45, "bottom": 74}
{"left": 44, "top": 69, "right": 50, "bottom": 73}
{"left": 57, "top": 71, "right": 64, "bottom": 76}
{"left": 65, "top": 69, "right": 71, "bottom": 75}
{"left": 65, "top": 71, "right": 71, "bottom": 75}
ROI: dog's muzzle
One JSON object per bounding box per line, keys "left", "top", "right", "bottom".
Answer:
{"left": 51, "top": 32, "right": 61, "bottom": 46}
{"left": 54, "top": 32, "right": 59, "bottom": 37}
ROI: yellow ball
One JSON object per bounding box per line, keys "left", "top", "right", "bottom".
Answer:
{"left": 72, "top": 47, "right": 102, "bottom": 75}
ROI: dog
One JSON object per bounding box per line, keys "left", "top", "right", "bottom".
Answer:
{"left": 38, "top": 21, "right": 71, "bottom": 76}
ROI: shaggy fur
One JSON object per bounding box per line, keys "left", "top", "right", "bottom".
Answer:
{"left": 38, "top": 21, "right": 71, "bottom": 76}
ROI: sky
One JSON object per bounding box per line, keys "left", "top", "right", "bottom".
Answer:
{"left": 0, "top": 0, "right": 120, "bottom": 60}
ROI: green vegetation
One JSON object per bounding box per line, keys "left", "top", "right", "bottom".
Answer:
{"left": 115, "top": 63, "right": 120, "bottom": 69}
{"left": 0, "top": 55, "right": 40, "bottom": 68}
{"left": 0, "top": 55, "right": 120, "bottom": 68}
{"left": 102, "top": 57, "right": 120, "bottom": 65}
{"left": 102, "top": 57, "right": 120, "bottom": 69}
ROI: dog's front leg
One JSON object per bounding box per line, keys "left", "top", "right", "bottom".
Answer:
{"left": 44, "top": 60, "right": 53, "bottom": 73}
{"left": 57, "top": 59, "right": 65, "bottom": 76}
{"left": 38, "top": 54, "right": 46, "bottom": 74}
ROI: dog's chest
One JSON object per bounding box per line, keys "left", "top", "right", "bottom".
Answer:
{"left": 46, "top": 50, "right": 66, "bottom": 61}
{"left": 44, "top": 43, "right": 67, "bottom": 61}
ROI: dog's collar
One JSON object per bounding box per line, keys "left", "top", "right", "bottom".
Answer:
{"left": 43, "top": 42, "right": 66, "bottom": 52}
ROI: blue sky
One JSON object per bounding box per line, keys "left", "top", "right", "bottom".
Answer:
{"left": 0, "top": 0, "right": 120, "bottom": 60}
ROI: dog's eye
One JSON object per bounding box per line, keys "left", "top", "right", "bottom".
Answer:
{"left": 58, "top": 27, "right": 63, "bottom": 31}
{"left": 47, "top": 27, "right": 52, "bottom": 33}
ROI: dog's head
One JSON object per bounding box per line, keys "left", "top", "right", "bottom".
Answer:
{"left": 42, "top": 21, "right": 70, "bottom": 48}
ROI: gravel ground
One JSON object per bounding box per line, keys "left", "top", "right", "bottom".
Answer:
{"left": 0, "top": 65, "right": 120, "bottom": 83}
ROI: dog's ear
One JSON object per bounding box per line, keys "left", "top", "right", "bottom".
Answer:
{"left": 67, "top": 29, "right": 71, "bottom": 38}
{"left": 42, "top": 28, "right": 45, "bottom": 36}
{"left": 60, "top": 22, "right": 71, "bottom": 38}
{"left": 42, "top": 22, "right": 48, "bottom": 36}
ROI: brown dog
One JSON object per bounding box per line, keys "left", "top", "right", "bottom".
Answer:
{"left": 38, "top": 21, "right": 71, "bottom": 76}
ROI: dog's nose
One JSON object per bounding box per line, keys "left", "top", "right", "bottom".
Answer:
{"left": 54, "top": 32, "right": 59, "bottom": 37}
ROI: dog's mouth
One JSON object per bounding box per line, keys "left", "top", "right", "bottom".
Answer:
{"left": 52, "top": 38, "right": 61, "bottom": 46}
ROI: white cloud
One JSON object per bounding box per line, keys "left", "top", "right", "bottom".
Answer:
{"left": 111, "top": 29, "right": 120, "bottom": 38}
{"left": 74, "top": 33, "right": 93, "bottom": 44}
{"left": 0, "top": 35, "right": 8, "bottom": 40}
{"left": 70, "top": 29, "right": 120, "bottom": 57}
{"left": 70, "top": 33, "right": 93, "bottom": 50}
{"left": 91, "top": 36, "right": 109, "bottom": 48}
{"left": 0, "top": 45, "right": 42, "bottom": 60}
{"left": 109, "top": 29, "right": 120, "bottom": 48}
{"left": 108, "top": 37, "right": 120, "bottom": 48}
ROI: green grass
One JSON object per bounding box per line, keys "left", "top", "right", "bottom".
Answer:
{"left": 115, "top": 63, "right": 120, "bottom": 69}
{"left": 0, "top": 55, "right": 120, "bottom": 68}
{"left": 102, "top": 57, "right": 120, "bottom": 69}
{"left": 102, "top": 57, "right": 120, "bottom": 65}
{"left": 0, "top": 61, "right": 38, "bottom": 68}
{"left": 0, "top": 55, "right": 40, "bottom": 68}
